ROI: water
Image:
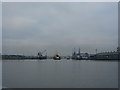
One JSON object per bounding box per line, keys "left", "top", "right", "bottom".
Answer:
{"left": 2, "top": 59, "right": 118, "bottom": 88}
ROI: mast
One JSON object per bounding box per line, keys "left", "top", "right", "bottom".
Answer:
{"left": 78, "top": 48, "right": 80, "bottom": 55}
{"left": 96, "top": 49, "right": 97, "bottom": 54}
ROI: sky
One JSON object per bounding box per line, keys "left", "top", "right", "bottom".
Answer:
{"left": 2, "top": 2, "right": 118, "bottom": 56}
{"left": 0, "top": 2, "right": 2, "bottom": 54}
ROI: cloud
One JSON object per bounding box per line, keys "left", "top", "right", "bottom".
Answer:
{"left": 0, "top": 2, "right": 2, "bottom": 54}
{"left": 2, "top": 2, "right": 118, "bottom": 55}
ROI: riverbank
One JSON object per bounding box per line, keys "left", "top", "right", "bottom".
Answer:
{"left": 1, "top": 57, "right": 120, "bottom": 61}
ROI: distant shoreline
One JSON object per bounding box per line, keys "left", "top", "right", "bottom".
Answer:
{"left": 1, "top": 57, "right": 120, "bottom": 61}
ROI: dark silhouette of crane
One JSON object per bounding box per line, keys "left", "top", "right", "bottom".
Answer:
{"left": 38, "top": 50, "right": 47, "bottom": 59}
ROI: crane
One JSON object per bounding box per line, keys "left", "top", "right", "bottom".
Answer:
{"left": 38, "top": 50, "right": 46, "bottom": 57}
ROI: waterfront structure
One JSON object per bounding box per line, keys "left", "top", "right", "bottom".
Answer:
{"left": 117, "top": 47, "right": 120, "bottom": 53}
{"left": 2, "top": 55, "right": 26, "bottom": 59}
{"left": 72, "top": 48, "right": 82, "bottom": 60}
{"left": 0, "top": 54, "right": 2, "bottom": 59}
{"left": 72, "top": 48, "right": 76, "bottom": 59}
{"left": 90, "top": 48, "right": 120, "bottom": 60}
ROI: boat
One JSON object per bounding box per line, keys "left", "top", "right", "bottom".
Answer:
{"left": 76, "top": 54, "right": 82, "bottom": 60}
{"left": 53, "top": 54, "right": 61, "bottom": 60}
{"left": 66, "top": 56, "right": 70, "bottom": 60}
{"left": 38, "top": 50, "right": 47, "bottom": 60}
{"left": 72, "top": 48, "right": 82, "bottom": 60}
{"left": 53, "top": 51, "right": 61, "bottom": 60}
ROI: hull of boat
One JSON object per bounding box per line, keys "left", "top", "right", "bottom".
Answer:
{"left": 39, "top": 56, "right": 47, "bottom": 60}
{"left": 53, "top": 56, "right": 61, "bottom": 60}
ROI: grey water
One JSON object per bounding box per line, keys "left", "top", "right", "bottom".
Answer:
{"left": 2, "top": 59, "right": 118, "bottom": 88}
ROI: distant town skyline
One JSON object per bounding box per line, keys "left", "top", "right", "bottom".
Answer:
{"left": 2, "top": 2, "right": 118, "bottom": 56}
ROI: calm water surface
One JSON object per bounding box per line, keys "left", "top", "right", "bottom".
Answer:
{"left": 3, "top": 59, "right": 118, "bottom": 88}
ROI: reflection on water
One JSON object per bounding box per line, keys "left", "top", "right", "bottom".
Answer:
{"left": 2, "top": 59, "right": 118, "bottom": 88}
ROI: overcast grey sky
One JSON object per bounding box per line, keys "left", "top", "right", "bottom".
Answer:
{"left": 0, "top": 2, "right": 2, "bottom": 54}
{"left": 2, "top": 2, "right": 118, "bottom": 56}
